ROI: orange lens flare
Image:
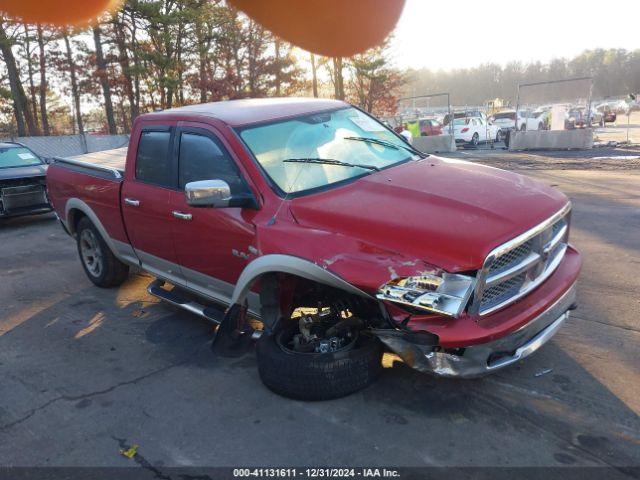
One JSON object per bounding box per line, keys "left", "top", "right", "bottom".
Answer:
{"left": 0, "top": 0, "right": 122, "bottom": 25}
{"left": 0, "top": 0, "right": 405, "bottom": 54}
{"left": 228, "top": 0, "right": 406, "bottom": 57}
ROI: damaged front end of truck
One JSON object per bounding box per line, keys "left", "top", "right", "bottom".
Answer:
{"left": 219, "top": 200, "right": 579, "bottom": 391}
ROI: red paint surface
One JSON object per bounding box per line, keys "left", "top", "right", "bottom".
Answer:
{"left": 46, "top": 165, "right": 128, "bottom": 244}
{"left": 47, "top": 100, "right": 582, "bottom": 347}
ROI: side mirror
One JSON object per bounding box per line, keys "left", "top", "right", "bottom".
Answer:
{"left": 185, "top": 179, "right": 258, "bottom": 209}
{"left": 185, "top": 179, "right": 232, "bottom": 207}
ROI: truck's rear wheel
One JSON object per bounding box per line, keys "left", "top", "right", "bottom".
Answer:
{"left": 76, "top": 217, "right": 129, "bottom": 288}
{"left": 256, "top": 323, "right": 383, "bottom": 401}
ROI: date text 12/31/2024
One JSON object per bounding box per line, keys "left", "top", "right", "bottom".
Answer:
{"left": 233, "top": 468, "right": 401, "bottom": 478}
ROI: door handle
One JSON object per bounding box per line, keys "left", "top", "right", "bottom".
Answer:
{"left": 172, "top": 211, "right": 192, "bottom": 221}
{"left": 124, "top": 198, "right": 140, "bottom": 207}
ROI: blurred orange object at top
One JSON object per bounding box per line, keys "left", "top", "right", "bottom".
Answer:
{"left": 0, "top": 0, "right": 122, "bottom": 24}
{"left": 228, "top": 0, "right": 406, "bottom": 57}
{"left": 0, "top": 0, "right": 405, "bottom": 57}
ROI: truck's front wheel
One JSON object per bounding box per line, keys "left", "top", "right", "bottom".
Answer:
{"left": 256, "top": 324, "right": 383, "bottom": 401}
{"left": 76, "top": 217, "right": 129, "bottom": 288}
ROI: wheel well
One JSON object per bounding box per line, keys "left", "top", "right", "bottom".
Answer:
{"left": 67, "top": 209, "right": 87, "bottom": 235}
{"left": 258, "top": 273, "right": 382, "bottom": 332}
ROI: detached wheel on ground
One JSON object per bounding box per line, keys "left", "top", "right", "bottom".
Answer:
{"left": 256, "top": 324, "right": 384, "bottom": 401}
{"left": 76, "top": 216, "right": 129, "bottom": 288}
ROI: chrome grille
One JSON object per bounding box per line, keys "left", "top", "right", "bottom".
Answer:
{"left": 480, "top": 272, "right": 527, "bottom": 311}
{"left": 488, "top": 241, "right": 533, "bottom": 274}
{"left": 471, "top": 204, "right": 571, "bottom": 316}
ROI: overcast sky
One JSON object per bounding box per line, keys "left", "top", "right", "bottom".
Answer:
{"left": 390, "top": 0, "right": 639, "bottom": 71}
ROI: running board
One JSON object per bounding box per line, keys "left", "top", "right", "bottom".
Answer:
{"left": 147, "top": 279, "right": 224, "bottom": 325}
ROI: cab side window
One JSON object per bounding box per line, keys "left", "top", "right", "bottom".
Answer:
{"left": 178, "top": 132, "right": 248, "bottom": 195}
{"left": 135, "top": 130, "right": 172, "bottom": 187}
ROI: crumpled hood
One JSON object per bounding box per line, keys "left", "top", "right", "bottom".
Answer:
{"left": 289, "top": 157, "right": 568, "bottom": 272}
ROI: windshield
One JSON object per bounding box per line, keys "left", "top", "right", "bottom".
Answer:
{"left": 453, "top": 118, "right": 468, "bottom": 126}
{"left": 0, "top": 147, "right": 42, "bottom": 169}
{"left": 237, "top": 107, "right": 417, "bottom": 195}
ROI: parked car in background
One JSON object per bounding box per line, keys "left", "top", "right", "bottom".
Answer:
{"left": 565, "top": 109, "right": 589, "bottom": 130}
{"left": 0, "top": 142, "right": 51, "bottom": 218}
{"left": 533, "top": 109, "right": 551, "bottom": 130}
{"left": 610, "top": 100, "right": 630, "bottom": 114}
{"left": 418, "top": 118, "right": 444, "bottom": 136}
{"left": 442, "top": 110, "right": 486, "bottom": 127}
{"left": 451, "top": 116, "right": 502, "bottom": 146}
{"left": 491, "top": 110, "right": 545, "bottom": 132}
{"left": 587, "top": 109, "right": 603, "bottom": 127}
{"left": 46, "top": 98, "right": 580, "bottom": 400}
{"left": 492, "top": 110, "right": 545, "bottom": 132}
{"left": 595, "top": 104, "right": 617, "bottom": 125}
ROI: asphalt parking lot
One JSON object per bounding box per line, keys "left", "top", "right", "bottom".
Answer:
{"left": 1, "top": 148, "right": 639, "bottom": 474}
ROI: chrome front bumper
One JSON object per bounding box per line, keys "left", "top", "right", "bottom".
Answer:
{"left": 379, "top": 283, "right": 577, "bottom": 378}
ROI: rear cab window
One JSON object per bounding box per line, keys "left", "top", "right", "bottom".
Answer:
{"left": 135, "top": 129, "right": 173, "bottom": 187}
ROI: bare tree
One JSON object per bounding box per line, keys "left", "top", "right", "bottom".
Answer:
{"left": 332, "top": 57, "right": 345, "bottom": 100}
{"left": 310, "top": 53, "right": 318, "bottom": 98}
{"left": 111, "top": 12, "right": 139, "bottom": 124}
{"left": 36, "top": 24, "right": 50, "bottom": 135}
{"left": 92, "top": 24, "right": 117, "bottom": 134}
{"left": 0, "top": 21, "right": 38, "bottom": 136}
{"left": 22, "top": 24, "right": 40, "bottom": 130}
{"left": 62, "top": 29, "right": 84, "bottom": 135}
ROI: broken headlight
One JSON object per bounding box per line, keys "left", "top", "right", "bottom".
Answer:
{"left": 376, "top": 273, "right": 475, "bottom": 317}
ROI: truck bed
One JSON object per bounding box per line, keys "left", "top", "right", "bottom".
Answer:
{"left": 55, "top": 147, "right": 127, "bottom": 179}
{"left": 47, "top": 147, "right": 131, "bottom": 247}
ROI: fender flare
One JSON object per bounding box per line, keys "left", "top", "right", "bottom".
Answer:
{"left": 229, "top": 254, "right": 372, "bottom": 307}
{"left": 64, "top": 198, "right": 128, "bottom": 263}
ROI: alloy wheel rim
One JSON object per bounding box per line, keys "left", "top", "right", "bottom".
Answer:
{"left": 80, "top": 229, "right": 103, "bottom": 277}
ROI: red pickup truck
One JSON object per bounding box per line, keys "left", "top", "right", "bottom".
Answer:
{"left": 47, "top": 98, "right": 581, "bottom": 400}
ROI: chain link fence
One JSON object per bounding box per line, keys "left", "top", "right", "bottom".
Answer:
{"left": 389, "top": 93, "right": 456, "bottom": 153}
{"left": 590, "top": 95, "right": 640, "bottom": 147}
{"left": 504, "top": 77, "right": 594, "bottom": 150}
{"left": 1, "top": 134, "right": 130, "bottom": 159}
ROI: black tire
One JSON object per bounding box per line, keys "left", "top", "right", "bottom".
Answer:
{"left": 470, "top": 132, "right": 479, "bottom": 147}
{"left": 76, "top": 216, "right": 129, "bottom": 288}
{"left": 256, "top": 326, "right": 383, "bottom": 401}
{"left": 495, "top": 130, "right": 503, "bottom": 142}
{"left": 520, "top": 123, "right": 527, "bottom": 132}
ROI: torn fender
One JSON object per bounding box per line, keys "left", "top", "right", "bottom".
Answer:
{"left": 228, "top": 254, "right": 372, "bottom": 307}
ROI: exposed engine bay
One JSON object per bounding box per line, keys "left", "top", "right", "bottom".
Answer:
{"left": 279, "top": 306, "right": 362, "bottom": 354}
